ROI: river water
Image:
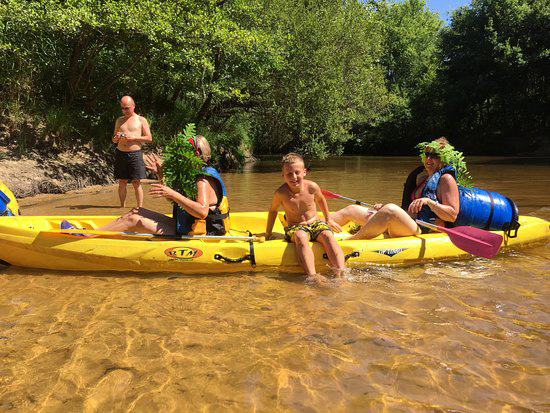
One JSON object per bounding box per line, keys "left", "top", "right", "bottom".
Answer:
{"left": 1, "top": 156, "right": 549, "bottom": 411}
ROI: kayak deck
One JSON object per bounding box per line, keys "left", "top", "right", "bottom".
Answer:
{"left": 0, "top": 213, "right": 548, "bottom": 274}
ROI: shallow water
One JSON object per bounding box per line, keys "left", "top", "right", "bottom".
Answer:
{"left": 1, "top": 156, "right": 550, "bottom": 411}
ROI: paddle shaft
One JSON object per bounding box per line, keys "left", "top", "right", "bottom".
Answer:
{"left": 321, "top": 190, "right": 374, "bottom": 208}
{"left": 44, "top": 228, "right": 265, "bottom": 242}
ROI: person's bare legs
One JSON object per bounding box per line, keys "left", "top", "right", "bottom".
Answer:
{"left": 316, "top": 230, "right": 345, "bottom": 274}
{"left": 99, "top": 208, "right": 175, "bottom": 234}
{"left": 349, "top": 203, "right": 420, "bottom": 240}
{"left": 330, "top": 204, "right": 374, "bottom": 227}
{"left": 132, "top": 180, "right": 144, "bottom": 208}
{"left": 118, "top": 179, "right": 128, "bottom": 207}
{"left": 292, "top": 230, "right": 317, "bottom": 277}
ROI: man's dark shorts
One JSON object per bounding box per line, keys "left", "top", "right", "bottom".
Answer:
{"left": 114, "top": 148, "right": 147, "bottom": 181}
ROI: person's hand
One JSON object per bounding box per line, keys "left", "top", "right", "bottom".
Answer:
{"left": 144, "top": 153, "right": 163, "bottom": 175}
{"left": 149, "top": 183, "right": 175, "bottom": 200}
{"left": 255, "top": 232, "right": 273, "bottom": 240}
{"left": 326, "top": 218, "right": 342, "bottom": 233}
{"left": 113, "top": 131, "right": 125, "bottom": 143}
{"left": 408, "top": 197, "right": 430, "bottom": 214}
{"left": 373, "top": 203, "right": 383, "bottom": 210}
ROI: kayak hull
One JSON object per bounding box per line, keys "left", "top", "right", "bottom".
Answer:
{"left": 0, "top": 213, "right": 548, "bottom": 274}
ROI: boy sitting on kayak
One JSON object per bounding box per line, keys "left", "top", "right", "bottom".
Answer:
{"left": 264, "top": 153, "right": 345, "bottom": 281}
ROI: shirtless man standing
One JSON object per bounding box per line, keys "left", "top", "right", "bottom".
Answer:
{"left": 112, "top": 96, "right": 152, "bottom": 208}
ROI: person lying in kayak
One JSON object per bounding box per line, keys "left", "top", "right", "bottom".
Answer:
{"left": 263, "top": 153, "right": 345, "bottom": 280}
{"left": 63, "top": 134, "right": 230, "bottom": 236}
{"left": 330, "top": 137, "right": 463, "bottom": 239}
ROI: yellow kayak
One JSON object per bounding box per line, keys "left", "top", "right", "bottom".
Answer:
{"left": 0, "top": 213, "right": 548, "bottom": 273}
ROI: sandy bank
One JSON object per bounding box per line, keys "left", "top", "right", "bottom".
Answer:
{"left": 0, "top": 147, "right": 115, "bottom": 198}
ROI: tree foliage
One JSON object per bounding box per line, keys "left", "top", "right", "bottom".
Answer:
{"left": 0, "top": 0, "right": 548, "bottom": 163}
{"left": 439, "top": 0, "right": 550, "bottom": 152}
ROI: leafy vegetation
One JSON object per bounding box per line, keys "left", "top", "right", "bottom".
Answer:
{"left": 417, "top": 141, "right": 473, "bottom": 188}
{"left": 0, "top": 0, "right": 548, "bottom": 165}
{"left": 162, "top": 123, "right": 204, "bottom": 199}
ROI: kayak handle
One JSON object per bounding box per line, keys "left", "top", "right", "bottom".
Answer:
{"left": 323, "top": 251, "right": 360, "bottom": 261}
{"left": 214, "top": 237, "right": 257, "bottom": 267}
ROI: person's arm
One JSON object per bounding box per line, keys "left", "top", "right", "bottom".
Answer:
{"left": 408, "top": 174, "right": 460, "bottom": 221}
{"left": 315, "top": 184, "right": 342, "bottom": 233}
{"left": 432, "top": 174, "right": 460, "bottom": 222}
{"left": 144, "top": 153, "right": 164, "bottom": 181}
{"left": 264, "top": 193, "right": 281, "bottom": 240}
{"left": 112, "top": 118, "right": 123, "bottom": 144}
{"left": 149, "top": 177, "right": 211, "bottom": 219}
{"left": 126, "top": 117, "right": 153, "bottom": 144}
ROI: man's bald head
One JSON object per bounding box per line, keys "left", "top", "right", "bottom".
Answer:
{"left": 120, "top": 96, "right": 135, "bottom": 117}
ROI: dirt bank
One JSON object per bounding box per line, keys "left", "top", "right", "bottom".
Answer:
{"left": 0, "top": 147, "right": 115, "bottom": 198}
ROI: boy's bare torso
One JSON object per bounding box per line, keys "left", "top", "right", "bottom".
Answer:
{"left": 277, "top": 179, "right": 320, "bottom": 226}
{"left": 116, "top": 114, "right": 146, "bottom": 152}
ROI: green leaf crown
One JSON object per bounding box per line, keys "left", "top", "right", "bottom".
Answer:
{"left": 162, "top": 123, "right": 205, "bottom": 199}
{"left": 416, "top": 140, "right": 473, "bottom": 188}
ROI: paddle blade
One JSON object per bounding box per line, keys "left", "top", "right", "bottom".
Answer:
{"left": 441, "top": 226, "right": 503, "bottom": 259}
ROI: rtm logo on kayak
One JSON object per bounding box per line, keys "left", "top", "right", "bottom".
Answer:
{"left": 373, "top": 248, "right": 407, "bottom": 257}
{"left": 164, "top": 247, "right": 203, "bottom": 260}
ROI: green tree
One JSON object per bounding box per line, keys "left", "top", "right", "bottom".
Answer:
{"left": 352, "top": 0, "right": 443, "bottom": 154}
{"left": 252, "top": 0, "right": 388, "bottom": 158}
{"left": 439, "top": 0, "right": 550, "bottom": 153}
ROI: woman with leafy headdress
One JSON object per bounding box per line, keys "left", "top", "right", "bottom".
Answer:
{"left": 404, "top": 137, "right": 465, "bottom": 230}
{"left": 87, "top": 125, "right": 230, "bottom": 236}
{"left": 329, "top": 137, "right": 466, "bottom": 239}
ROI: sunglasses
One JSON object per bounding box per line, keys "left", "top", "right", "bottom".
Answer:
{"left": 424, "top": 151, "right": 440, "bottom": 160}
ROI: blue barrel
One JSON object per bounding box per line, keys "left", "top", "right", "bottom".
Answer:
{"left": 455, "top": 187, "right": 518, "bottom": 232}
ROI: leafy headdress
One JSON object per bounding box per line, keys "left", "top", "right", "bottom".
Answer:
{"left": 416, "top": 139, "right": 473, "bottom": 188}
{"left": 162, "top": 123, "right": 205, "bottom": 199}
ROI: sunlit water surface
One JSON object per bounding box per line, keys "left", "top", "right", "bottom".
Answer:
{"left": 1, "top": 156, "right": 549, "bottom": 411}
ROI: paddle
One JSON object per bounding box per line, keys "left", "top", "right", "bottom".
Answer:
{"left": 416, "top": 220, "right": 503, "bottom": 259}
{"left": 323, "top": 189, "right": 503, "bottom": 259}
{"left": 321, "top": 189, "right": 375, "bottom": 208}
{"left": 41, "top": 228, "right": 265, "bottom": 242}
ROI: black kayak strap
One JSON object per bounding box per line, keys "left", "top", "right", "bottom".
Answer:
{"left": 206, "top": 209, "right": 229, "bottom": 220}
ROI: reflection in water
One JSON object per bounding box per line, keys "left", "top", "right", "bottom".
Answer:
{"left": 2, "top": 156, "right": 550, "bottom": 411}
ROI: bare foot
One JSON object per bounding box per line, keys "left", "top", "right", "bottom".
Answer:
{"left": 305, "top": 273, "right": 331, "bottom": 287}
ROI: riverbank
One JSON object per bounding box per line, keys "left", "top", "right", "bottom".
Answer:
{"left": 0, "top": 146, "right": 115, "bottom": 198}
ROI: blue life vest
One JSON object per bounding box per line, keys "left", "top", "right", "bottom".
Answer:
{"left": 173, "top": 166, "right": 230, "bottom": 235}
{"left": 416, "top": 166, "right": 520, "bottom": 237}
{"left": 417, "top": 166, "right": 456, "bottom": 225}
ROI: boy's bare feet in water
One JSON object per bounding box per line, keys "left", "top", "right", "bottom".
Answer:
{"left": 305, "top": 272, "right": 345, "bottom": 287}
{"left": 305, "top": 273, "right": 330, "bottom": 286}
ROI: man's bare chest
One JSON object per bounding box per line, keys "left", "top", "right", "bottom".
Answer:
{"left": 120, "top": 116, "right": 141, "bottom": 131}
